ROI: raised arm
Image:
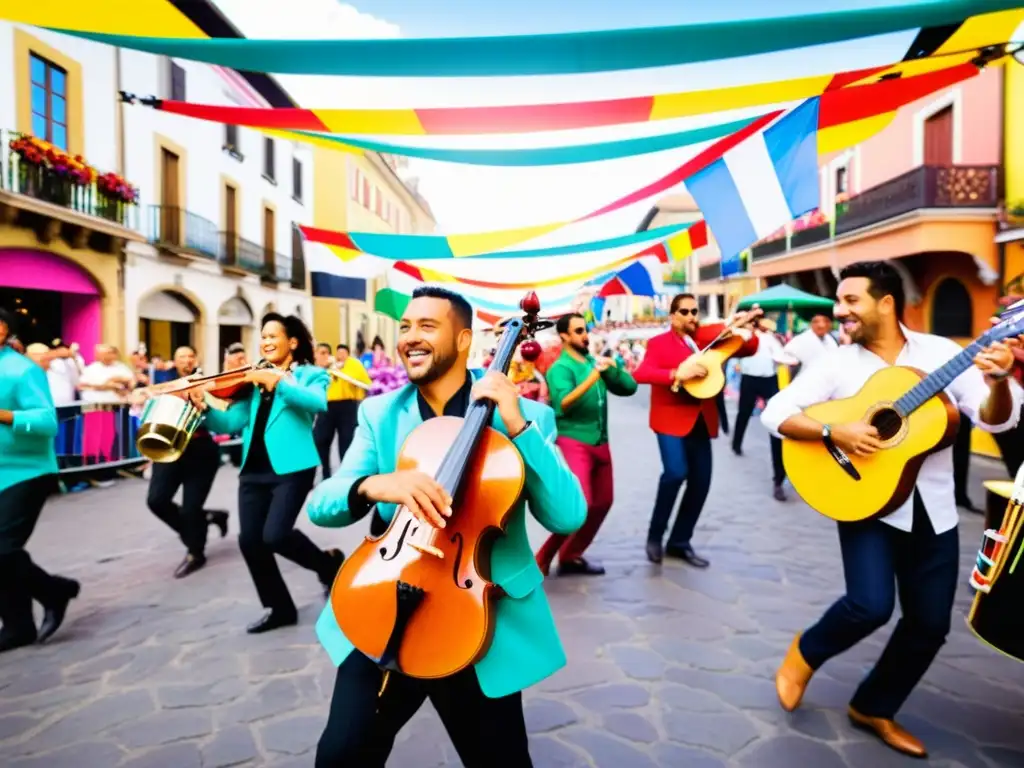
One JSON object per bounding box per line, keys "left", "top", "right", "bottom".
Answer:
{"left": 546, "top": 362, "right": 598, "bottom": 416}
{"left": 633, "top": 338, "right": 677, "bottom": 386}
{"left": 602, "top": 362, "right": 638, "bottom": 396}
{"left": 277, "top": 366, "right": 329, "bottom": 415}
{"left": 202, "top": 396, "right": 252, "bottom": 436}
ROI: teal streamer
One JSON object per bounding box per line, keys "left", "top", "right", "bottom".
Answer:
{"left": 347, "top": 222, "right": 691, "bottom": 261}
{"left": 51, "top": 1, "right": 1015, "bottom": 77}
{"left": 295, "top": 115, "right": 760, "bottom": 166}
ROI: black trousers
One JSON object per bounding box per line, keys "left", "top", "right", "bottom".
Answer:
{"left": 146, "top": 434, "right": 220, "bottom": 556}
{"left": 799, "top": 494, "right": 958, "bottom": 718}
{"left": 994, "top": 405, "right": 1024, "bottom": 478}
{"left": 237, "top": 468, "right": 332, "bottom": 615}
{"left": 0, "top": 475, "right": 68, "bottom": 634}
{"left": 952, "top": 412, "right": 974, "bottom": 505}
{"left": 315, "top": 651, "right": 532, "bottom": 767}
{"left": 732, "top": 374, "right": 785, "bottom": 485}
{"left": 314, "top": 400, "right": 359, "bottom": 479}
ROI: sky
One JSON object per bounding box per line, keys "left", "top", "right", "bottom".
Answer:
{"left": 207, "top": 0, "right": 957, "bottom": 289}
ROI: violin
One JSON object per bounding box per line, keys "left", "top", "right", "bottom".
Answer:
{"left": 329, "top": 291, "right": 552, "bottom": 681}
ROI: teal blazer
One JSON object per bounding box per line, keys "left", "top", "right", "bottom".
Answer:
{"left": 0, "top": 346, "right": 58, "bottom": 494}
{"left": 202, "top": 364, "right": 329, "bottom": 475}
{"left": 307, "top": 369, "right": 587, "bottom": 699}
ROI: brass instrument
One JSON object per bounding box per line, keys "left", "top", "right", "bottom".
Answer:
{"left": 327, "top": 363, "right": 371, "bottom": 391}
{"left": 135, "top": 363, "right": 267, "bottom": 463}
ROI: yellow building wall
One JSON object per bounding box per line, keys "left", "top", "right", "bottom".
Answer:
{"left": 0, "top": 226, "right": 124, "bottom": 351}
{"left": 1005, "top": 58, "right": 1024, "bottom": 205}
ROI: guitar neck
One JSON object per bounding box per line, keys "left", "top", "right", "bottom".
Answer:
{"left": 894, "top": 338, "right": 987, "bottom": 416}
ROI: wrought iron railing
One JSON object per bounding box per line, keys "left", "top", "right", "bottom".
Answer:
{"left": 235, "top": 234, "right": 269, "bottom": 276}
{"left": 1, "top": 129, "right": 140, "bottom": 230}
{"left": 291, "top": 250, "right": 306, "bottom": 290}
{"left": 147, "top": 205, "right": 220, "bottom": 259}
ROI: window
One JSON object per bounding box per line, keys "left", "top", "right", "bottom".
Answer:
{"left": 931, "top": 278, "right": 972, "bottom": 338}
{"left": 223, "top": 124, "right": 242, "bottom": 160}
{"left": 292, "top": 157, "right": 303, "bottom": 202}
{"left": 835, "top": 166, "right": 848, "bottom": 196}
{"left": 170, "top": 61, "right": 186, "bottom": 101}
{"left": 924, "top": 105, "right": 954, "bottom": 166}
{"left": 30, "top": 53, "right": 68, "bottom": 149}
{"left": 263, "top": 137, "right": 275, "bottom": 181}
{"left": 361, "top": 177, "right": 370, "bottom": 207}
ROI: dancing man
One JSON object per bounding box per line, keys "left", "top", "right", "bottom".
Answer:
{"left": 143, "top": 345, "right": 229, "bottom": 578}
{"left": 307, "top": 286, "right": 585, "bottom": 767}
{"left": 761, "top": 261, "right": 1023, "bottom": 757}
{"left": 313, "top": 342, "right": 370, "bottom": 479}
{"left": 535, "top": 312, "right": 636, "bottom": 576}
{"left": 634, "top": 293, "right": 760, "bottom": 566}
{"left": 187, "top": 314, "right": 344, "bottom": 633}
{"left": 0, "top": 308, "right": 80, "bottom": 652}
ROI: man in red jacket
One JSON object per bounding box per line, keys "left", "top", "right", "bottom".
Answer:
{"left": 634, "top": 293, "right": 761, "bottom": 566}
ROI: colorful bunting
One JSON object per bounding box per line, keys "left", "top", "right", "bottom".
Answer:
{"left": 598, "top": 262, "right": 658, "bottom": 298}
{"left": 52, "top": 3, "right": 1018, "bottom": 76}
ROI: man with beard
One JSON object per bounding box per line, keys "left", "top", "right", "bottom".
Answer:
{"left": 0, "top": 308, "right": 80, "bottom": 652}
{"left": 761, "top": 260, "right": 1023, "bottom": 757}
{"left": 634, "top": 293, "right": 761, "bottom": 566}
{"left": 306, "top": 286, "right": 586, "bottom": 767}
{"left": 535, "top": 312, "right": 636, "bottom": 577}
{"left": 141, "top": 346, "right": 230, "bottom": 578}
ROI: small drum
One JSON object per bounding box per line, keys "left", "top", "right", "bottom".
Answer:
{"left": 967, "top": 474, "right": 1024, "bottom": 662}
{"left": 135, "top": 394, "right": 203, "bottom": 463}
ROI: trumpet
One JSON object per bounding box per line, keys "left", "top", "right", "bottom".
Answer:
{"left": 327, "top": 363, "right": 372, "bottom": 391}
{"left": 135, "top": 361, "right": 271, "bottom": 463}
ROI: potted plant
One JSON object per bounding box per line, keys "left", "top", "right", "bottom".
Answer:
{"left": 96, "top": 171, "right": 138, "bottom": 223}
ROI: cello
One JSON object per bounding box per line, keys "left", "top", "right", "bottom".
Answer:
{"left": 328, "top": 291, "right": 552, "bottom": 683}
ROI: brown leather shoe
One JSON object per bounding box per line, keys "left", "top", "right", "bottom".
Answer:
{"left": 848, "top": 707, "right": 927, "bottom": 758}
{"left": 776, "top": 634, "right": 814, "bottom": 711}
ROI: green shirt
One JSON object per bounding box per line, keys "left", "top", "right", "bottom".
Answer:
{"left": 545, "top": 349, "right": 637, "bottom": 446}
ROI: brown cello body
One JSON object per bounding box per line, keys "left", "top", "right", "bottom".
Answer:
{"left": 328, "top": 291, "right": 550, "bottom": 681}
{"left": 331, "top": 417, "right": 524, "bottom": 679}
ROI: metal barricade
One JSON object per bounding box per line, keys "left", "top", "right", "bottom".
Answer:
{"left": 54, "top": 402, "right": 147, "bottom": 475}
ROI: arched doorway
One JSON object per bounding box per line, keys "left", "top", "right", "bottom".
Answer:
{"left": 138, "top": 289, "right": 201, "bottom": 360}
{"left": 930, "top": 278, "right": 973, "bottom": 338}
{"left": 217, "top": 295, "right": 254, "bottom": 359}
{"left": 0, "top": 249, "right": 102, "bottom": 354}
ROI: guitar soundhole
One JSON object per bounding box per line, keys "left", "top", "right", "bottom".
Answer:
{"left": 870, "top": 407, "right": 904, "bottom": 441}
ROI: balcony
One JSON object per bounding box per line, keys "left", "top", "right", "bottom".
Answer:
{"left": 0, "top": 130, "right": 142, "bottom": 252}
{"left": 148, "top": 205, "right": 220, "bottom": 260}
{"left": 749, "top": 165, "right": 999, "bottom": 263}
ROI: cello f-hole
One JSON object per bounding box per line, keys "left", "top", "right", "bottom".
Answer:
{"left": 380, "top": 518, "right": 413, "bottom": 561}
{"left": 450, "top": 532, "right": 473, "bottom": 589}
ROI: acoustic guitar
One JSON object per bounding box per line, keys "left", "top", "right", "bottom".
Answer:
{"left": 671, "top": 331, "right": 748, "bottom": 400}
{"left": 783, "top": 307, "right": 1024, "bottom": 523}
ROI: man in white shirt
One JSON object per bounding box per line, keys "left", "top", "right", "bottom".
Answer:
{"left": 44, "top": 340, "right": 81, "bottom": 407}
{"left": 78, "top": 345, "right": 134, "bottom": 404}
{"left": 776, "top": 312, "right": 838, "bottom": 370}
{"left": 761, "top": 261, "right": 1022, "bottom": 758}
{"left": 732, "top": 319, "right": 787, "bottom": 500}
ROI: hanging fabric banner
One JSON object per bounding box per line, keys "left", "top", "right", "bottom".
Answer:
{"left": 50, "top": 2, "right": 1018, "bottom": 76}
{"left": 149, "top": 60, "right": 980, "bottom": 138}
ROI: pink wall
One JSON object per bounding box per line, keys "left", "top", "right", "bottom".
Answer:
{"left": 0, "top": 249, "right": 101, "bottom": 359}
{"left": 821, "top": 66, "right": 1003, "bottom": 196}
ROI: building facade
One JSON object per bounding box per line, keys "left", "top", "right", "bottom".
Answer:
{"left": 0, "top": 4, "right": 314, "bottom": 370}
{"left": 311, "top": 148, "right": 435, "bottom": 354}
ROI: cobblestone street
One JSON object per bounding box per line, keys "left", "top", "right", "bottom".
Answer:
{"left": 1, "top": 391, "right": 1023, "bottom": 767}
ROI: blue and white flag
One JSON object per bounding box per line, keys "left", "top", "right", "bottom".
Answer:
{"left": 687, "top": 98, "right": 821, "bottom": 278}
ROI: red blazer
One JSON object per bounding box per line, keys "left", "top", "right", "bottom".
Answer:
{"left": 634, "top": 326, "right": 759, "bottom": 438}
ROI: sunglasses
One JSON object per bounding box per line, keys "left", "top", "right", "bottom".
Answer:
{"left": 674, "top": 308, "right": 699, "bottom": 316}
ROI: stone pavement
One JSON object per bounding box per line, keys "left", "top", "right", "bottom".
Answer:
{"left": 2, "top": 391, "right": 1024, "bottom": 767}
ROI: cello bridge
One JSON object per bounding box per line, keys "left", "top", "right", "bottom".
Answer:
{"left": 409, "top": 541, "right": 444, "bottom": 559}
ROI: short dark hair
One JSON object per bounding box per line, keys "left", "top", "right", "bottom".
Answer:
{"left": 336, "top": 343, "right": 349, "bottom": 353}
{"left": 316, "top": 342, "right": 332, "bottom": 354}
{"left": 261, "top": 312, "right": 316, "bottom": 366}
{"left": 410, "top": 285, "right": 474, "bottom": 330}
{"left": 838, "top": 261, "right": 905, "bottom": 320}
{"left": 670, "top": 292, "right": 697, "bottom": 314}
{"left": 556, "top": 313, "right": 585, "bottom": 335}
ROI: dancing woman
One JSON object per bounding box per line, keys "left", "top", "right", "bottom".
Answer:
{"left": 189, "top": 313, "right": 344, "bottom": 634}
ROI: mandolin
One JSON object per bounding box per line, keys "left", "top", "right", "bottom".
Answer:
{"left": 671, "top": 330, "right": 749, "bottom": 400}
{"left": 783, "top": 306, "right": 1024, "bottom": 523}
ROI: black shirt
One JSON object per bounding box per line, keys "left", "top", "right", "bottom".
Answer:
{"left": 241, "top": 388, "right": 275, "bottom": 476}
{"left": 348, "top": 374, "right": 474, "bottom": 522}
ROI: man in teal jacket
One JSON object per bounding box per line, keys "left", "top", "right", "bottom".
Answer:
{"left": 0, "top": 309, "right": 79, "bottom": 653}
{"left": 307, "top": 286, "right": 586, "bottom": 767}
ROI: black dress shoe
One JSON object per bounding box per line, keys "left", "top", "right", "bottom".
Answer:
{"left": 206, "top": 509, "right": 230, "bottom": 538}
{"left": 646, "top": 541, "right": 664, "bottom": 564}
{"left": 319, "top": 549, "right": 346, "bottom": 597}
{"left": 556, "top": 558, "right": 606, "bottom": 576}
{"left": 246, "top": 610, "right": 298, "bottom": 634}
{"left": 0, "top": 628, "right": 37, "bottom": 654}
{"left": 773, "top": 484, "right": 787, "bottom": 502}
{"left": 38, "top": 578, "right": 80, "bottom": 644}
{"left": 665, "top": 544, "right": 710, "bottom": 569}
{"left": 174, "top": 553, "right": 206, "bottom": 579}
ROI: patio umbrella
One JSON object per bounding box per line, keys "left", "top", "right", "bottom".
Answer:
{"left": 374, "top": 287, "right": 410, "bottom": 321}
{"left": 735, "top": 284, "right": 834, "bottom": 313}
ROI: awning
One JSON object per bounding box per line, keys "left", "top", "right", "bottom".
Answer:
{"left": 218, "top": 296, "right": 253, "bottom": 326}
{"left": 995, "top": 227, "right": 1024, "bottom": 245}
{"left": 139, "top": 291, "right": 197, "bottom": 323}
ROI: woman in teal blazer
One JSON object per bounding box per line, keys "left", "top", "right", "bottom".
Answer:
{"left": 192, "top": 313, "right": 343, "bottom": 634}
